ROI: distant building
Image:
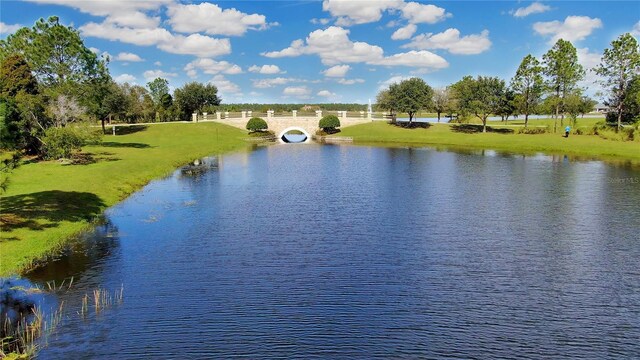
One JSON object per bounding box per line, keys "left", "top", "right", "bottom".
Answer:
{"left": 594, "top": 103, "right": 610, "bottom": 113}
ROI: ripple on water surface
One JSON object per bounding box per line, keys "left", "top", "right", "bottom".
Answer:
{"left": 27, "top": 145, "right": 640, "bottom": 359}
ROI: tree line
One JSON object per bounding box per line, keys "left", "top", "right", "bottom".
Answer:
{"left": 376, "top": 34, "right": 640, "bottom": 133}
{"left": 0, "top": 17, "right": 224, "bottom": 158}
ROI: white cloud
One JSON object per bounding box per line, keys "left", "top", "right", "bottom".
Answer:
{"left": 337, "top": 78, "right": 365, "bottom": 85}
{"left": 114, "top": 73, "right": 137, "bottom": 83}
{"left": 89, "top": 47, "right": 101, "bottom": 54}
{"left": 154, "top": 61, "right": 162, "bottom": 66}
{"left": 511, "top": 2, "right": 551, "bottom": 18}
{"left": 185, "top": 58, "right": 242, "bottom": 78}
{"left": 166, "top": 3, "right": 272, "bottom": 36}
{"left": 310, "top": 18, "right": 331, "bottom": 25}
{"left": 80, "top": 22, "right": 174, "bottom": 46}
{"left": 0, "top": 22, "right": 22, "bottom": 34}
{"left": 378, "top": 75, "right": 410, "bottom": 90}
{"left": 391, "top": 24, "right": 417, "bottom": 40}
{"left": 283, "top": 86, "right": 311, "bottom": 98}
{"left": 533, "top": 16, "right": 602, "bottom": 44}
{"left": 79, "top": 21, "right": 231, "bottom": 58}
{"left": 143, "top": 69, "right": 177, "bottom": 81}
{"left": 252, "top": 77, "right": 299, "bottom": 88}
{"left": 115, "top": 52, "right": 144, "bottom": 62}
{"left": 248, "top": 64, "right": 284, "bottom": 74}
{"left": 322, "top": 0, "right": 450, "bottom": 26}
{"left": 371, "top": 50, "right": 449, "bottom": 68}
{"left": 263, "top": 26, "right": 448, "bottom": 70}
{"left": 577, "top": 47, "right": 601, "bottom": 70}
{"left": 322, "top": 0, "right": 403, "bottom": 26}
{"left": 323, "top": 64, "right": 351, "bottom": 77}
{"left": 26, "top": 0, "right": 170, "bottom": 28}
{"left": 158, "top": 34, "right": 232, "bottom": 58}
{"left": 403, "top": 28, "right": 492, "bottom": 55}
{"left": 632, "top": 21, "right": 640, "bottom": 37}
{"left": 577, "top": 47, "right": 604, "bottom": 95}
{"left": 401, "top": 2, "right": 450, "bottom": 24}
{"left": 317, "top": 90, "right": 337, "bottom": 98}
{"left": 210, "top": 74, "right": 241, "bottom": 95}
{"left": 263, "top": 27, "right": 384, "bottom": 65}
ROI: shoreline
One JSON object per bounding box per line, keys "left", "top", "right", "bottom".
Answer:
{"left": 335, "top": 122, "right": 640, "bottom": 164}
{"left": 0, "top": 122, "right": 249, "bottom": 276}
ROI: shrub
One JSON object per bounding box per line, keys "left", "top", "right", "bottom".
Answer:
{"left": 246, "top": 117, "right": 268, "bottom": 132}
{"left": 319, "top": 115, "right": 340, "bottom": 131}
{"left": 41, "top": 125, "right": 102, "bottom": 159}
{"left": 517, "top": 126, "right": 549, "bottom": 134}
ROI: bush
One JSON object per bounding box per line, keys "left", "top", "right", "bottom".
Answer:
{"left": 605, "top": 111, "right": 639, "bottom": 125}
{"left": 41, "top": 125, "right": 102, "bottom": 159}
{"left": 319, "top": 115, "right": 340, "bottom": 131}
{"left": 517, "top": 126, "right": 549, "bottom": 134}
{"left": 246, "top": 117, "right": 268, "bottom": 132}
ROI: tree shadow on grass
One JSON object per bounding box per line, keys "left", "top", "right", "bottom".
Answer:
{"left": 0, "top": 191, "right": 106, "bottom": 234}
{"left": 391, "top": 122, "right": 431, "bottom": 129}
{"left": 63, "top": 152, "right": 122, "bottom": 166}
{"left": 451, "top": 124, "right": 514, "bottom": 134}
{"left": 99, "top": 142, "right": 152, "bottom": 149}
{"left": 111, "top": 125, "right": 148, "bottom": 135}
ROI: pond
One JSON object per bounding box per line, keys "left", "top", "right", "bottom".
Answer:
{"left": 26, "top": 144, "right": 640, "bottom": 358}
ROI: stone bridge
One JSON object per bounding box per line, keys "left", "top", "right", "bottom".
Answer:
{"left": 207, "top": 111, "right": 374, "bottom": 143}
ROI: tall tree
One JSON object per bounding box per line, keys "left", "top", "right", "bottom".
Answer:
{"left": 453, "top": 76, "right": 505, "bottom": 133}
{"left": 0, "top": 54, "right": 44, "bottom": 152}
{"left": 173, "top": 82, "right": 220, "bottom": 121}
{"left": 394, "top": 77, "right": 433, "bottom": 123}
{"left": 496, "top": 89, "right": 516, "bottom": 122}
{"left": 511, "top": 54, "right": 544, "bottom": 127}
{"left": 594, "top": 33, "right": 640, "bottom": 130}
{"left": 432, "top": 88, "right": 451, "bottom": 123}
{"left": 147, "top": 77, "right": 170, "bottom": 107}
{"left": 375, "top": 83, "right": 400, "bottom": 122}
{"left": 542, "top": 39, "right": 585, "bottom": 132}
{"left": 0, "top": 16, "right": 108, "bottom": 90}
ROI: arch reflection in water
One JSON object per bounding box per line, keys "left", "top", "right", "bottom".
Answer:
{"left": 279, "top": 127, "right": 310, "bottom": 143}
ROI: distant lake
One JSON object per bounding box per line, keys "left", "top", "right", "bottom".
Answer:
{"left": 28, "top": 144, "right": 640, "bottom": 359}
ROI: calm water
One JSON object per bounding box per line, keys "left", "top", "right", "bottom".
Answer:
{"left": 27, "top": 144, "right": 640, "bottom": 359}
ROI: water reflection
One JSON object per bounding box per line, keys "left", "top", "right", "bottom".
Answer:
{"left": 27, "top": 219, "right": 121, "bottom": 285}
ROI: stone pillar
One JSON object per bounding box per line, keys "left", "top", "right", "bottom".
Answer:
{"left": 203, "top": 112, "right": 208, "bottom": 121}
{"left": 247, "top": 111, "right": 253, "bottom": 118}
{"left": 241, "top": 111, "right": 247, "bottom": 119}
{"left": 224, "top": 111, "right": 229, "bottom": 119}
{"left": 292, "top": 110, "right": 297, "bottom": 118}
{"left": 316, "top": 110, "right": 322, "bottom": 119}
{"left": 216, "top": 112, "right": 221, "bottom": 120}
{"left": 192, "top": 113, "right": 198, "bottom": 122}
{"left": 267, "top": 110, "right": 274, "bottom": 119}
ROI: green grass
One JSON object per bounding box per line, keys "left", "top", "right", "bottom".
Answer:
{"left": 0, "top": 122, "right": 248, "bottom": 276}
{"left": 337, "top": 121, "right": 640, "bottom": 163}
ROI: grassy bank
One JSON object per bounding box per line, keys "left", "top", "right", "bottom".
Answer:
{"left": 337, "top": 120, "right": 640, "bottom": 162}
{"left": 0, "top": 122, "right": 248, "bottom": 276}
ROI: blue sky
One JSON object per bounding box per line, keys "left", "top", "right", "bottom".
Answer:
{"left": 1, "top": 0, "right": 639, "bottom": 104}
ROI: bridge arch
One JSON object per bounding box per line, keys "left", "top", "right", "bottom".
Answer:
{"left": 278, "top": 127, "right": 312, "bottom": 144}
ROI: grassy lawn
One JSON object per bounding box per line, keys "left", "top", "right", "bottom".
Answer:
{"left": 337, "top": 121, "right": 640, "bottom": 162}
{"left": 0, "top": 122, "right": 248, "bottom": 276}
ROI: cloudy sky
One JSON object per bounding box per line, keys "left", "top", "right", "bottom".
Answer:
{"left": 1, "top": 0, "right": 639, "bottom": 103}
